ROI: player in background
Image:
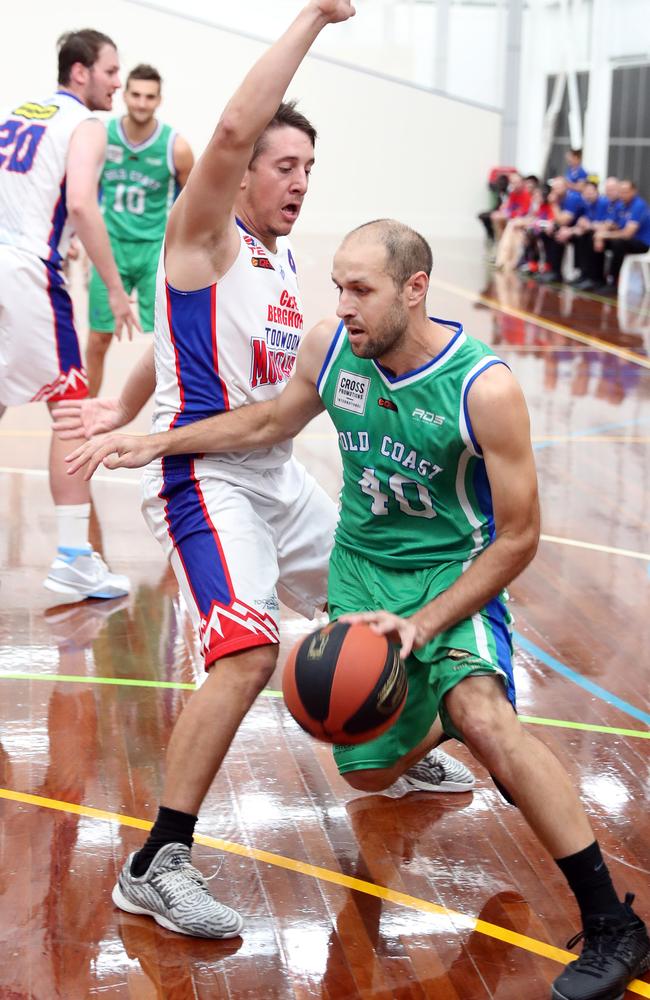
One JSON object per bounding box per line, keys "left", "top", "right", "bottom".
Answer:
{"left": 0, "top": 28, "right": 137, "bottom": 598}
{"left": 86, "top": 64, "right": 194, "bottom": 396}
{"left": 70, "top": 219, "right": 650, "bottom": 1000}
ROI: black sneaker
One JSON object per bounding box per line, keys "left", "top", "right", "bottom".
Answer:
{"left": 551, "top": 894, "right": 650, "bottom": 1000}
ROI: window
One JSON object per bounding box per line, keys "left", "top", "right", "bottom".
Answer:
{"left": 608, "top": 64, "right": 650, "bottom": 198}
{"left": 544, "top": 72, "right": 590, "bottom": 180}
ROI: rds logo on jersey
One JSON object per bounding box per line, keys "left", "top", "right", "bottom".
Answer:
{"left": 412, "top": 408, "right": 445, "bottom": 425}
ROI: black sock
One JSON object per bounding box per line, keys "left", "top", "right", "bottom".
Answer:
{"left": 555, "top": 841, "right": 626, "bottom": 924}
{"left": 130, "top": 806, "right": 198, "bottom": 877}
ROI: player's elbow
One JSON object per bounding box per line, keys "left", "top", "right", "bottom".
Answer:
{"left": 499, "top": 519, "right": 539, "bottom": 577}
{"left": 66, "top": 198, "right": 92, "bottom": 224}
{"left": 212, "top": 110, "right": 254, "bottom": 153}
{"left": 514, "top": 520, "right": 540, "bottom": 572}
{"left": 521, "top": 527, "right": 540, "bottom": 568}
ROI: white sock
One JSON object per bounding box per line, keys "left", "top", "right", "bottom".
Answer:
{"left": 56, "top": 503, "right": 91, "bottom": 552}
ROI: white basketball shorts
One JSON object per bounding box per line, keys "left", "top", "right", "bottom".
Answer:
{"left": 142, "top": 454, "right": 338, "bottom": 668}
{"left": 0, "top": 245, "right": 87, "bottom": 406}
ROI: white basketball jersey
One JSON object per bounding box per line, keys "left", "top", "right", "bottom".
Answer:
{"left": 0, "top": 91, "right": 95, "bottom": 267}
{"left": 152, "top": 221, "right": 304, "bottom": 469}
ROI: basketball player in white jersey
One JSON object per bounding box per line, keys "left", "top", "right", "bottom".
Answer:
{"left": 56, "top": 0, "right": 474, "bottom": 939}
{"left": 0, "top": 29, "right": 137, "bottom": 598}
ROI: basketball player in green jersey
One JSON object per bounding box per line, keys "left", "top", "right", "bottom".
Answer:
{"left": 86, "top": 64, "right": 194, "bottom": 395}
{"left": 70, "top": 218, "right": 650, "bottom": 1000}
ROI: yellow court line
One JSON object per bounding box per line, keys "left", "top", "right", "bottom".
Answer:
{"left": 430, "top": 276, "right": 650, "bottom": 370}
{"left": 0, "top": 788, "right": 649, "bottom": 995}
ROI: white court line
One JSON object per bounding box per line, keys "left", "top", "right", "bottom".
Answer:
{"left": 539, "top": 534, "right": 650, "bottom": 562}
{"left": 2, "top": 430, "right": 649, "bottom": 444}
{"left": 2, "top": 465, "right": 648, "bottom": 562}
{"left": 0, "top": 465, "right": 139, "bottom": 486}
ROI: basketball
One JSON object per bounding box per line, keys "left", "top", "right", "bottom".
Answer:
{"left": 282, "top": 621, "right": 408, "bottom": 744}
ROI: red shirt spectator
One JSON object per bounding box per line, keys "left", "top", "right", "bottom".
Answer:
{"left": 505, "top": 187, "right": 531, "bottom": 217}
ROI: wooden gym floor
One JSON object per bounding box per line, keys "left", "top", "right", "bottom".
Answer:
{"left": 0, "top": 239, "right": 649, "bottom": 999}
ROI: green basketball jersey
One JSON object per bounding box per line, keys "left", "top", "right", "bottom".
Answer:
{"left": 100, "top": 118, "right": 177, "bottom": 242}
{"left": 318, "top": 319, "right": 507, "bottom": 568}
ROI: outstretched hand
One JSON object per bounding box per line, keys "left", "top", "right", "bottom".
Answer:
{"left": 339, "top": 609, "right": 421, "bottom": 660}
{"left": 65, "top": 432, "right": 160, "bottom": 480}
{"left": 109, "top": 286, "right": 140, "bottom": 342}
{"left": 314, "top": 0, "right": 356, "bottom": 24}
{"left": 51, "top": 397, "right": 129, "bottom": 440}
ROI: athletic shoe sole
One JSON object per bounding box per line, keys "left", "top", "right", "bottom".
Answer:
{"left": 551, "top": 992, "right": 623, "bottom": 1000}
{"left": 112, "top": 882, "right": 244, "bottom": 939}
{"left": 403, "top": 776, "right": 475, "bottom": 793}
{"left": 44, "top": 577, "right": 129, "bottom": 599}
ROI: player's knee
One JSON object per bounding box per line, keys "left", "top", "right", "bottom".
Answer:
{"left": 339, "top": 767, "right": 394, "bottom": 792}
{"left": 446, "top": 680, "right": 519, "bottom": 763}
{"left": 220, "top": 643, "right": 278, "bottom": 695}
{"left": 86, "top": 331, "right": 112, "bottom": 359}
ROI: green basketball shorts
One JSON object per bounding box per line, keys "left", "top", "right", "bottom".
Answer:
{"left": 327, "top": 544, "right": 516, "bottom": 774}
{"left": 88, "top": 237, "right": 160, "bottom": 333}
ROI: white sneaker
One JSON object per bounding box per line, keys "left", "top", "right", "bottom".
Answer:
{"left": 44, "top": 547, "right": 130, "bottom": 599}
{"left": 112, "top": 843, "right": 244, "bottom": 939}
{"left": 403, "top": 749, "right": 475, "bottom": 793}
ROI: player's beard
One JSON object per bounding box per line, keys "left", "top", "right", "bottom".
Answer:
{"left": 352, "top": 298, "right": 409, "bottom": 359}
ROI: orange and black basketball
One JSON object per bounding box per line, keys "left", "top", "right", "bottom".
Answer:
{"left": 282, "top": 621, "right": 407, "bottom": 745}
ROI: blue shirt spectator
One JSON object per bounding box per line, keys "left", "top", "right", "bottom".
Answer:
{"left": 561, "top": 189, "right": 584, "bottom": 221}
{"left": 580, "top": 189, "right": 609, "bottom": 223}
{"left": 566, "top": 164, "right": 588, "bottom": 185}
{"left": 615, "top": 192, "right": 650, "bottom": 245}
{"left": 600, "top": 177, "right": 621, "bottom": 222}
{"left": 565, "top": 149, "right": 588, "bottom": 189}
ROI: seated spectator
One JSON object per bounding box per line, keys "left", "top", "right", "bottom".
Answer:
{"left": 597, "top": 179, "right": 650, "bottom": 290}
{"left": 573, "top": 178, "right": 621, "bottom": 289}
{"left": 489, "top": 171, "right": 532, "bottom": 244}
{"left": 518, "top": 183, "right": 554, "bottom": 274}
{"left": 553, "top": 180, "right": 608, "bottom": 284}
{"left": 496, "top": 181, "right": 546, "bottom": 272}
{"left": 602, "top": 176, "right": 622, "bottom": 223}
{"left": 576, "top": 179, "right": 650, "bottom": 292}
{"left": 537, "top": 176, "right": 584, "bottom": 282}
{"left": 565, "top": 148, "right": 588, "bottom": 191}
{"left": 478, "top": 173, "right": 510, "bottom": 244}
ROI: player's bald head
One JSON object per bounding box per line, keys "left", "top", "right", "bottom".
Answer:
{"left": 341, "top": 219, "right": 433, "bottom": 289}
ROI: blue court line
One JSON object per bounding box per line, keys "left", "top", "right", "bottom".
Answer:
{"left": 514, "top": 632, "right": 650, "bottom": 727}
{"left": 532, "top": 416, "right": 650, "bottom": 451}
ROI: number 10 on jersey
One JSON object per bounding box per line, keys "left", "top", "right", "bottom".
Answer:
{"left": 113, "top": 182, "right": 146, "bottom": 216}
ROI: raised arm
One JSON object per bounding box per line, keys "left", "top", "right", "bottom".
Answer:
{"left": 165, "top": 1, "right": 355, "bottom": 284}
{"left": 344, "top": 365, "right": 540, "bottom": 657}
{"left": 66, "top": 119, "right": 139, "bottom": 341}
{"left": 65, "top": 318, "right": 337, "bottom": 478}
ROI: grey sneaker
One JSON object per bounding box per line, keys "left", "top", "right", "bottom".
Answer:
{"left": 112, "top": 843, "right": 244, "bottom": 939}
{"left": 44, "top": 547, "right": 130, "bottom": 599}
{"left": 403, "top": 749, "right": 475, "bottom": 793}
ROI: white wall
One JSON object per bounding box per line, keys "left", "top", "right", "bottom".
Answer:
{"left": 0, "top": 0, "right": 501, "bottom": 239}
{"left": 131, "top": 0, "right": 506, "bottom": 108}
